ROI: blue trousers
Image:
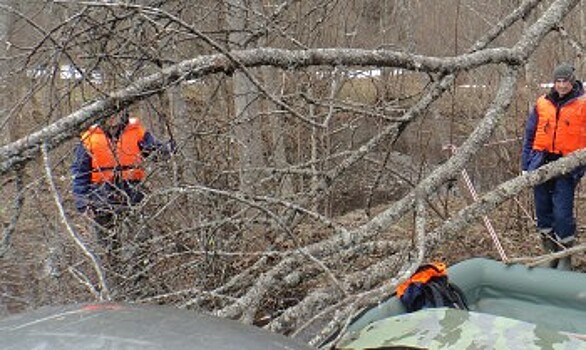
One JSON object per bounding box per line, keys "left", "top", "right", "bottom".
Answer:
{"left": 533, "top": 174, "right": 577, "bottom": 242}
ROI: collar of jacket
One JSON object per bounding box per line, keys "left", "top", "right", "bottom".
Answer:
{"left": 546, "top": 80, "right": 585, "bottom": 106}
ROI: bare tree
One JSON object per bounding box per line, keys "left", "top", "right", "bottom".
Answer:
{"left": 224, "top": 0, "right": 264, "bottom": 195}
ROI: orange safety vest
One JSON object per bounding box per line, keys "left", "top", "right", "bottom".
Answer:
{"left": 81, "top": 118, "right": 146, "bottom": 183}
{"left": 532, "top": 94, "right": 586, "bottom": 155}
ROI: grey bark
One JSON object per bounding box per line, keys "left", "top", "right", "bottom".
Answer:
{"left": 227, "top": 0, "right": 266, "bottom": 195}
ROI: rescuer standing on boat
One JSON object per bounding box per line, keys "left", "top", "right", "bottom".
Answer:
{"left": 521, "top": 63, "right": 586, "bottom": 270}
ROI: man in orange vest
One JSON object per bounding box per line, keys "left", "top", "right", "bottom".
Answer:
{"left": 521, "top": 63, "right": 586, "bottom": 270}
{"left": 71, "top": 109, "right": 175, "bottom": 250}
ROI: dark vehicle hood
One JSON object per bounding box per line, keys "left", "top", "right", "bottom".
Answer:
{"left": 0, "top": 303, "right": 314, "bottom": 350}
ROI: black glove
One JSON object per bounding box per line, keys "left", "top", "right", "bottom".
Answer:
{"left": 167, "top": 139, "right": 177, "bottom": 154}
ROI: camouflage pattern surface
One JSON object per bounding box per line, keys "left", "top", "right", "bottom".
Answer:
{"left": 336, "top": 308, "right": 586, "bottom": 350}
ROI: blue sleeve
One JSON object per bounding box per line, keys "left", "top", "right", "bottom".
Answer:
{"left": 71, "top": 142, "right": 92, "bottom": 212}
{"left": 521, "top": 107, "right": 538, "bottom": 171}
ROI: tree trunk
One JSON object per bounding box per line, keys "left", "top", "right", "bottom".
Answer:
{"left": 226, "top": 0, "right": 266, "bottom": 195}
{"left": 267, "top": 69, "right": 293, "bottom": 196}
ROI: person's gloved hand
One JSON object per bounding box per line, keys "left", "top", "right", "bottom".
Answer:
{"left": 571, "top": 166, "right": 586, "bottom": 181}
{"left": 166, "top": 139, "right": 177, "bottom": 154}
{"left": 75, "top": 197, "right": 89, "bottom": 214}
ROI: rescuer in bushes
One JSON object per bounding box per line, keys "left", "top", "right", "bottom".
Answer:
{"left": 521, "top": 63, "right": 586, "bottom": 270}
{"left": 71, "top": 108, "right": 175, "bottom": 258}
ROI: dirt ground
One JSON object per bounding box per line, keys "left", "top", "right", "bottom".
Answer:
{"left": 343, "top": 188, "right": 586, "bottom": 273}
{"left": 426, "top": 194, "right": 586, "bottom": 272}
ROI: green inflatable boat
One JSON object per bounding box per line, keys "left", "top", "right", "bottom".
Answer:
{"left": 336, "top": 258, "right": 586, "bottom": 349}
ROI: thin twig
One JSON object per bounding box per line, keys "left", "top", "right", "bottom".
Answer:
{"left": 41, "top": 142, "right": 111, "bottom": 301}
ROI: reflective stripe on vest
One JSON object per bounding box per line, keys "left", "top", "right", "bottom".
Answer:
{"left": 533, "top": 94, "right": 586, "bottom": 155}
{"left": 81, "top": 118, "right": 146, "bottom": 183}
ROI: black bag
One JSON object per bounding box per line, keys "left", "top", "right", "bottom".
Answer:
{"left": 396, "top": 263, "right": 469, "bottom": 313}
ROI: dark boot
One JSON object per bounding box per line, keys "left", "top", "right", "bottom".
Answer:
{"left": 539, "top": 228, "right": 560, "bottom": 268}
{"left": 556, "top": 240, "right": 574, "bottom": 271}
{"left": 557, "top": 256, "right": 571, "bottom": 271}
